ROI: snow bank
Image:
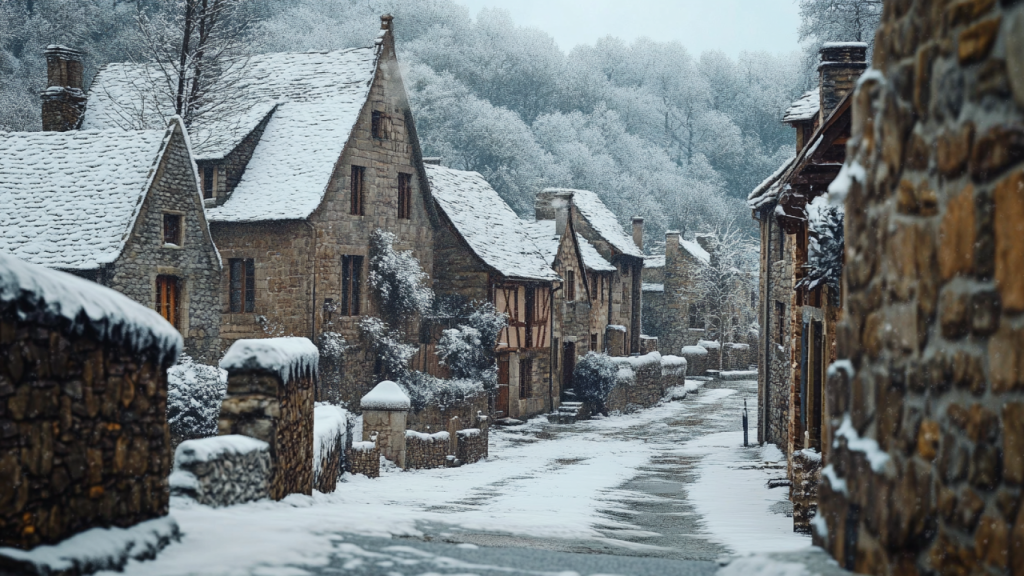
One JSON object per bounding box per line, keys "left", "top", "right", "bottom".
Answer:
{"left": 681, "top": 345, "right": 708, "bottom": 356}
{"left": 175, "top": 435, "right": 269, "bottom": 466}
{"left": 0, "top": 517, "right": 179, "bottom": 575}
{"left": 219, "top": 337, "right": 319, "bottom": 385}
{"left": 313, "top": 404, "right": 349, "bottom": 468}
{"left": 361, "top": 380, "right": 411, "bottom": 410}
{"left": 350, "top": 441, "right": 376, "bottom": 452}
{"left": 0, "top": 253, "right": 183, "bottom": 364}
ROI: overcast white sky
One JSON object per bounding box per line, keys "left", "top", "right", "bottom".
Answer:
{"left": 455, "top": 0, "right": 803, "bottom": 57}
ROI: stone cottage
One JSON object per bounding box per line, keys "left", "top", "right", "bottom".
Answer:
{"left": 815, "top": 1, "right": 1024, "bottom": 573}
{"left": 642, "top": 232, "right": 713, "bottom": 354}
{"left": 0, "top": 114, "right": 222, "bottom": 363}
{"left": 524, "top": 191, "right": 617, "bottom": 397}
{"left": 534, "top": 189, "right": 645, "bottom": 357}
{"left": 81, "top": 16, "right": 439, "bottom": 404}
{"left": 426, "top": 164, "right": 561, "bottom": 420}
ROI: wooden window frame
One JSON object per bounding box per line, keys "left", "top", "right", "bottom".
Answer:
{"left": 341, "top": 255, "right": 364, "bottom": 316}
{"left": 156, "top": 275, "right": 180, "bottom": 329}
{"left": 590, "top": 333, "right": 598, "bottom": 352}
{"left": 350, "top": 165, "right": 365, "bottom": 216}
{"left": 229, "top": 258, "right": 255, "bottom": 313}
{"left": 398, "top": 173, "right": 412, "bottom": 220}
{"left": 371, "top": 110, "right": 392, "bottom": 140}
{"left": 163, "top": 213, "right": 183, "bottom": 246}
{"left": 519, "top": 358, "right": 532, "bottom": 399}
{"left": 202, "top": 166, "right": 216, "bottom": 199}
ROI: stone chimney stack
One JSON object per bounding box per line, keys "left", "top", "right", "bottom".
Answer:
{"left": 381, "top": 13, "right": 393, "bottom": 30}
{"left": 818, "top": 42, "right": 868, "bottom": 121}
{"left": 632, "top": 217, "right": 644, "bottom": 250}
{"left": 41, "top": 45, "right": 86, "bottom": 132}
{"left": 554, "top": 191, "right": 574, "bottom": 236}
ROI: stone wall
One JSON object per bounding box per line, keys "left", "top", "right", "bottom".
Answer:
{"left": 456, "top": 427, "right": 487, "bottom": 464}
{"left": 218, "top": 361, "right": 315, "bottom": 501}
{"left": 755, "top": 214, "right": 795, "bottom": 450}
{"left": 346, "top": 442, "right": 379, "bottom": 478}
{"left": 661, "top": 356, "right": 687, "bottom": 390}
{"left": 605, "top": 352, "right": 670, "bottom": 413}
{"left": 815, "top": 1, "right": 1024, "bottom": 573}
{"left": 405, "top": 430, "right": 449, "bottom": 469}
{"left": 406, "top": 392, "right": 488, "bottom": 434}
{"left": 362, "top": 408, "right": 407, "bottom": 469}
{"left": 723, "top": 342, "right": 756, "bottom": 371}
{"left": 681, "top": 345, "right": 711, "bottom": 377}
{"left": 0, "top": 320, "right": 175, "bottom": 549}
{"left": 170, "top": 435, "right": 270, "bottom": 507}
{"left": 313, "top": 404, "right": 347, "bottom": 494}
{"left": 791, "top": 448, "right": 821, "bottom": 535}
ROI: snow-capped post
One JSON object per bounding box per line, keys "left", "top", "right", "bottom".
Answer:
{"left": 218, "top": 337, "right": 318, "bottom": 500}
{"left": 743, "top": 398, "right": 749, "bottom": 447}
{"left": 360, "top": 381, "right": 411, "bottom": 469}
{"left": 0, "top": 255, "right": 182, "bottom": 554}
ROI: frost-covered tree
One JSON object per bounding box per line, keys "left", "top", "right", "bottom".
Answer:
{"left": 573, "top": 352, "right": 617, "bottom": 416}
{"left": 368, "top": 228, "right": 433, "bottom": 327}
{"left": 358, "top": 316, "right": 417, "bottom": 380}
{"left": 435, "top": 300, "right": 507, "bottom": 392}
{"left": 167, "top": 354, "right": 227, "bottom": 440}
{"left": 804, "top": 196, "right": 845, "bottom": 303}
{"left": 798, "top": 0, "right": 882, "bottom": 73}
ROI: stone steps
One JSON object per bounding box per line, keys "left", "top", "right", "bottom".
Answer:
{"left": 548, "top": 402, "right": 585, "bottom": 424}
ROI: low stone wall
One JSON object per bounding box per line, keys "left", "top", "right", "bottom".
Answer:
{"left": 696, "top": 340, "right": 721, "bottom": 372}
{"left": 606, "top": 352, "right": 666, "bottom": 412}
{"left": 406, "top": 392, "right": 488, "bottom": 434}
{"left": 661, "top": 355, "right": 687, "bottom": 390}
{"left": 405, "top": 430, "right": 449, "bottom": 469}
{"left": 456, "top": 428, "right": 487, "bottom": 464}
{"left": 791, "top": 449, "right": 821, "bottom": 534}
{"left": 681, "top": 345, "right": 710, "bottom": 376}
{"left": 170, "top": 435, "right": 270, "bottom": 507}
{"left": 346, "top": 441, "right": 379, "bottom": 478}
{"left": 723, "top": 342, "right": 755, "bottom": 371}
{"left": 218, "top": 338, "right": 318, "bottom": 500}
{"left": 313, "top": 404, "right": 347, "bottom": 494}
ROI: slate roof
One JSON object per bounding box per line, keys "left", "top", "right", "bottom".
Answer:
{"left": 427, "top": 166, "right": 560, "bottom": 282}
{"left": 82, "top": 46, "right": 381, "bottom": 223}
{"left": 522, "top": 220, "right": 616, "bottom": 273}
{"left": 747, "top": 156, "right": 796, "bottom": 210}
{"left": 0, "top": 124, "right": 181, "bottom": 269}
{"left": 543, "top": 188, "right": 644, "bottom": 259}
{"left": 644, "top": 255, "right": 665, "bottom": 269}
{"left": 783, "top": 89, "right": 820, "bottom": 123}
{"left": 680, "top": 238, "right": 710, "bottom": 265}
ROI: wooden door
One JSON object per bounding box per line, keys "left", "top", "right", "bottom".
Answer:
{"left": 156, "top": 275, "right": 180, "bottom": 329}
{"left": 495, "top": 356, "right": 510, "bottom": 418}
{"left": 562, "top": 341, "right": 576, "bottom": 395}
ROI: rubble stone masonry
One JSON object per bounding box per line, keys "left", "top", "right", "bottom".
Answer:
{"left": 815, "top": 1, "right": 1024, "bottom": 574}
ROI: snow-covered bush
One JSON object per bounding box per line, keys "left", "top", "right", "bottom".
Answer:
{"left": 573, "top": 352, "right": 618, "bottom": 416}
{"left": 359, "top": 316, "right": 417, "bottom": 380}
{"left": 804, "top": 196, "right": 844, "bottom": 303}
{"left": 318, "top": 331, "right": 348, "bottom": 361}
{"left": 398, "top": 371, "right": 485, "bottom": 412}
{"left": 368, "top": 229, "right": 433, "bottom": 326}
{"left": 435, "top": 300, "right": 507, "bottom": 392}
{"left": 167, "top": 354, "right": 227, "bottom": 440}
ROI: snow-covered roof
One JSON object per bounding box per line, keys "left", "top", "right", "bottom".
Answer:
{"left": 544, "top": 188, "right": 643, "bottom": 259}
{"left": 83, "top": 47, "right": 381, "bottom": 223}
{"left": 521, "top": 220, "right": 616, "bottom": 273}
{"left": 822, "top": 42, "right": 869, "bottom": 49}
{"left": 679, "top": 238, "right": 710, "bottom": 265}
{"left": 644, "top": 255, "right": 665, "bottom": 269}
{"left": 220, "top": 337, "right": 319, "bottom": 384}
{"left": 428, "top": 166, "right": 560, "bottom": 282}
{"left": 0, "top": 253, "right": 183, "bottom": 363}
{"left": 361, "top": 380, "right": 411, "bottom": 411}
{"left": 783, "top": 89, "right": 820, "bottom": 123}
{"left": 747, "top": 156, "right": 796, "bottom": 210}
{"left": 642, "top": 283, "right": 664, "bottom": 293}
{"left": 0, "top": 126, "right": 178, "bottom": 269}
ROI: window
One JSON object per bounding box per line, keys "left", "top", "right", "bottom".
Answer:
{"left": 519, "top": 358, "right": 532, "bottom": 399}
{"left": 591, "top": 275, "right": 597, "bottom": 301}
{"left": 163, "top": 214, "right": 183, "bottom": 246}
{"left": 341, "top": 255, "right": 364, "bottom": 316}
{"left": 566, "top": 270, "right": 575, "bottom": 301}
{"left": 350, "top": 166, "right": 365, "bottom": 215}
{"left": 775, "top": 301, "right": 786, "bottom": 344}
{"left": 229, "top": 258, "right": 255, "bottom": 313}
{"left": 371, "top": 110, "right": 392, "bottom": 140}
{"left": 398, "top": 173, "right": 412, "bottom": 220}
{"left": 156, "top": 275, "right": 180, "bottom": 329}
{"left": 590, "top": 333, "right": 598, "bottom": 352}
{"left": 600, "top": 276, "right": 604, "bottom": 301}
{"left": 202, "top": 166, "right": 215, "bottom": 199}
{"left": 524, "top": 287, "right": 536, "bottom": 348}
{"left": 689, "top": 303, "right": 704, "bottom": 329}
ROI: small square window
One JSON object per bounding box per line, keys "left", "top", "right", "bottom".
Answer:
{"left": 163, "top": 214, "right": 183, "bottom": 246}
{"left": 372, "top": 110, "right": 392, "bottom": 140}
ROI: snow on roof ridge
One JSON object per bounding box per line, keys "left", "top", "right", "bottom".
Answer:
{"left": 747, "top": 156, "right": 797, "bottom": 209}
{"left": 550, "top": 188, "right": 643, "bottom": 258}
{"left": 429, "top": 166, "right": 560, "bottom": 282}
{"left": 679, "top": 237, "right": 710, "bottom": 265}
{"left": 219, "top": 337, "right": 319, "bottom": 385}
{"left": 0, "top": 254, "right": 183, "bottom": 363}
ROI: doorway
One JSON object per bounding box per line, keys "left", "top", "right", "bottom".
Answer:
{"left": 495, "top": 356, "right": 510, "bottom": 418}
{"left": 562, "top": 341, "right": 576, "bottom": 397}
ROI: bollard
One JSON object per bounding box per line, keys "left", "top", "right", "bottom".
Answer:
{"left": 742, "top": 398, "right": 749, "bottom": 447}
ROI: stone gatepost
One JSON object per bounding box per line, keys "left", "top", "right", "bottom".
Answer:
{"left": 360, "top": 381, "right": 409, "bottom": 468}
{"left": 218, "top": 337, "right": 318, "bottom": 500}
{"left": 605, "top": 325, "right": 627, "bottom": 357}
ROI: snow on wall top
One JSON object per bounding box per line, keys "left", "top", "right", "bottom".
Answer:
{"left": 747, "top": 156, "right": 796, "bottom": 209}
{"left": 644, "top": 255, "right": 665, "bottom": 269}
{"left": 174, "top": 434, "right": 269, "bottom": 466}
{"left": 219, "top": 337, "right": 319, "bottom": 385}
{"left": 0, "top": 253, "right": 183, "bottom": 363}
{"left": 543, "top": 188, "right": 644, "bottom": 259}
{"left": 0, "top": 127, "right": 173, "bottom": 269}
{"left": 428, "top": 166, "right": 559, "bottom": 282}
{"left": 361, "top": 380, "right": 411, "bottom": 411}
{"left": 83, "top": 48, "right": 380, "bottom": 223}
{"left": 783, "top": 89, "right": 820, "bottom": 123}
{"left": 314, "top": 403, "right": 348, "bottom": 469}
{"left": 522, "top": 220, "right": 615, "bottom": 273}
{"left": 679, "top": 238, "right": 710, "bottom": 265}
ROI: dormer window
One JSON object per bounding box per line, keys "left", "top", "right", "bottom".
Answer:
{"left": 372, "top": 110, "right": 392, "bottom": 140}
{"left": 163, "top": 213, "right": 183, "bottom": 246}
{"left": 202, "top": 166, "right": 216, "bottom": 199}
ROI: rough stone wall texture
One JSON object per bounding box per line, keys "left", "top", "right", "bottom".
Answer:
{"left": 98, "top": 128, "right": 222, "bottom": 364}
{"left": 723, "top": 343, "right": 756, "bottom": 371}
{"left": 815, "top": 2, "right": 1024, "bottom": 574}
{"left": 604, "top": 354, "right": 669, "bottom": 412}
{"left": 41, "top": 88, "right": 86, "bottom": 132}
{"left": 682, "top": 349, "right": 710, "bottom": 377}
{"left": 756, "top": 213, "right": 795, "bottom": 451}
{"left": 217, "top": 369, "right": 314, "bottom": 500}
{"left": 210, "top": 33, "right": 435, "bottom": 408}
{"left": 605, "top": 326, "right": 626, "bottom": 357}
{"left": 362, "top": 408, "right": 407, "bottom": 468}
{"left": 170, "top": 438, "right": 270, "bottom": 507}
{"left": 661, "top": 360, "right": 687, "bottom": 391}
{"left": 405, "top": 431, "right": 448, "bottom": 469}
{"left": 791, "top": 449, "right": 821, "bottom": 535}
{"left": 406, "top": 394, "right": 488, "bottom": 434}
{"left": 506, "top": 348, "right": 553, "bottom": 419}
{"left": 314, "top": 425, "right": 344, "bottom": 494}
{"left": 0, "top": 321, "right": 174, "bottom": 549}
{"left": 346, "top": 444, "right": 379, "bottom": 478}
{"left": 657, "top": 231, "right": 704, "bottom": 354}
{"left": 456, "top": 428, "right": 487, "bottom": 464}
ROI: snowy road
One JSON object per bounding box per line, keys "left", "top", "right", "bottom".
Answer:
{"left": 102, "top": 378, "right": 810, "bottom": 576}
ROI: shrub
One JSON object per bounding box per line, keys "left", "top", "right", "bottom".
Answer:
{"left": 368, "top": 228, "right": 432, "bottom": 325}
{"left": 573, "top": 352, "right": 617, "bottom": 416}
{"left": 167, "top": 354, "right": 227, "bottom": 440}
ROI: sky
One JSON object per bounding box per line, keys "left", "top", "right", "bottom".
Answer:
{"left": 455, "top": 0, "right": 803, "bottom": 57}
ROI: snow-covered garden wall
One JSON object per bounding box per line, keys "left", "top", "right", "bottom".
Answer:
{"left": 313, "top": 404, "right": 348, "bottom": 493}
{"left": 170, "top": 435, "right": 271, "bottom": 507}
{"left": 218, "top": 337, "right": 318, "bottom": 500}
{"left": 0, "top": 255, "right": 182, "bottom": 551}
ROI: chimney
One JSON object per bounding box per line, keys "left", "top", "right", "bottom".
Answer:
{"left": 818, "top": 42, "right": 868, "bottom": 120}
{"left": 554, "top": 191, "right": 574, "bottom": 236}
{"left": 41, "top": 45, "right": 86, "bottom": 132}
{"left": 380, "top": 13, "right": 393, "bottom": 30}
{"left": 535, "top": 189, "right": 556, "bottom": 221}
{"left": 422, "top": 157, "right": 442, "bottom": 165}
{"left": 665, "top": 230, "right": 680, "bottom": 266}
{"left": 632, "top": 217, "right": 644, "bottom": 250}
{"left": 695, "top": 233, "right": 715, "bottom": 254}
